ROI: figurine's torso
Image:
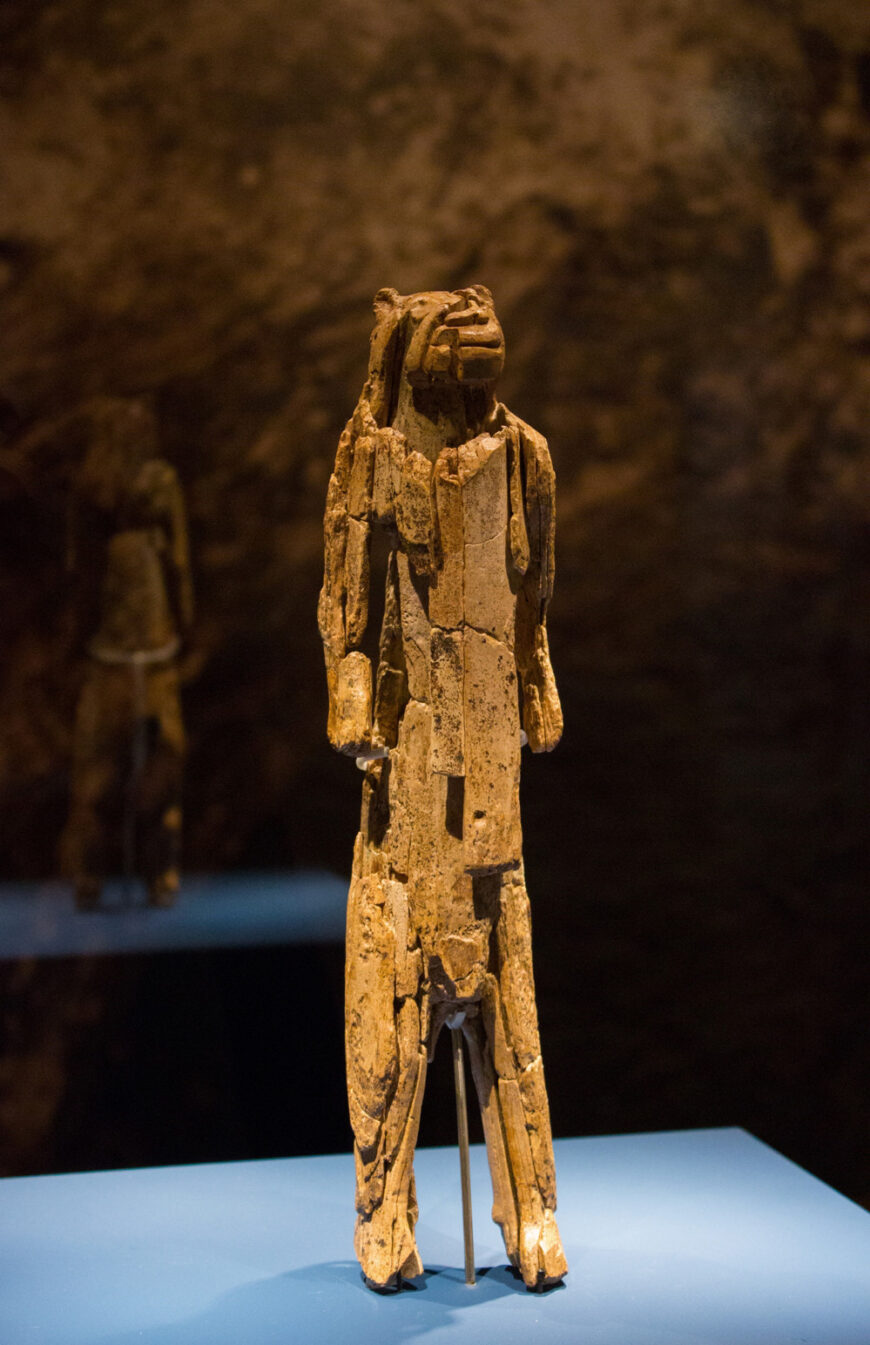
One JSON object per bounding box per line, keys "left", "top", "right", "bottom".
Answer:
{"left": 90, "top": 529, "right": 176, "bottom": 657}
{"left": 392, "top": 425, "right": 521, "bottom": 855}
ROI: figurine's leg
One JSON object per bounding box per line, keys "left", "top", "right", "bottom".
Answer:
{"left": 463, "top": 867, "right": 567, "bottom": 1289}
{"left": 140, "top": 668, "right": 184, "bottom": 907}
{"left": 346, "top": 844, "right": 426, "bottom": 1287}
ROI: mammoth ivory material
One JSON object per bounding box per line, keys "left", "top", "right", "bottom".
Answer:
{"left": 318, "top": 286, "right": 566, "bottom": 1290}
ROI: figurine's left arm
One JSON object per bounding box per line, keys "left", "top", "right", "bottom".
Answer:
{"left": 514, "top": 422, "right": 563, "bottom": 753}
{"left": 163, "top": 464, "right": 194, "bottom": 634}
{"left": 140, "top": 460, "right": 193, "bottom": 636}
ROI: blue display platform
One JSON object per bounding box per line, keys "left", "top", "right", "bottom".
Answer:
{"left": 0, "top": 870, "right": 347, "bottom": 960}
{"left": 2, "top": 1128, "right": 869, "bottom": 1345}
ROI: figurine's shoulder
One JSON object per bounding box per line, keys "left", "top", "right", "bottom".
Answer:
{"left": 498, "top": 406, "right": 554, "bottom": 477}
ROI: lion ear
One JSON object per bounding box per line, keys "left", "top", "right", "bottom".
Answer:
{"left": 373, "top": 287, "right": 401, "bottom": 320}
{"left": 470, "top": 283, "right": 493, "bottom": 303}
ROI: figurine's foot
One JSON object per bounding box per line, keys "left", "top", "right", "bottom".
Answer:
{"left": 360, "top": 1242, "right": 423, "bottom": 1293}
{"left": 74, "top": 880, "right": 101, "bottom": 912}
{"left": 148, "top": 869, "right": 179, "bottom": 908}
{"left": 516, "top": 1207, "right": 567, "bottom": 1291}
{"left": 355, "top": 1209, "right": 423, "bottom": 1290}
{"left": 527, "top": 1268, "right": 566, "bottom": 1293}
{"left": 362, "top": 1271, "right": 400, "bottom": 1294}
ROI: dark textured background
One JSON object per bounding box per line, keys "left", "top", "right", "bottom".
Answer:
{"left": 0, "top": 1, "right": 868, "bottom": 1203}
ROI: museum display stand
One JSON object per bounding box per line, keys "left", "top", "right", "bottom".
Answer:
{"left": 2, "top": 1127, "right": 868, "bottom": 1344}
{"left": 0, "top": 871, "right": 347, "bottom": 959}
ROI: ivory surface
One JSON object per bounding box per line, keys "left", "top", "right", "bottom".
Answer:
{"left": 319, "top": 287, "right": 566, "bottom": 1290}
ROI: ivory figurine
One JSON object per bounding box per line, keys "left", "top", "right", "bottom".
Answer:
{"left": 62, "top": 398, "right": 193, "bottom": 909}
{"left": 318, "top": 287, "right": 566, "bottom": 1290}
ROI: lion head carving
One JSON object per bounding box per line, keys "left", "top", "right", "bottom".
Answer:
{"left": 363, "top": 286, "right": 505, "bottom": 426}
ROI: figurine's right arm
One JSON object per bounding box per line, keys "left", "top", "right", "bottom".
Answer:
{"left": 317, "top": 418, "right": 375, "bottom": 756}
{"left": 163, "top": 464, "right": 194, "bottom": 633}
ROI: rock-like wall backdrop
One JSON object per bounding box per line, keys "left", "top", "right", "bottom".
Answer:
{"left": 0, "top": 1, "right": 868, "bottom": 1196}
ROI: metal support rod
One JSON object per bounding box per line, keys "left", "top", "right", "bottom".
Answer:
{"left": 450, "top": 1025, "right": 476, "bottom": 1286}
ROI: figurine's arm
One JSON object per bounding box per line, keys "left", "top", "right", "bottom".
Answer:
{"left": 137, "top": 459, "right": 194, "bottom": 636}
{"left": 511, "top": 420, "right": 563, "bottom": 753}
{"left": 161, "top": 462, "right": 194, "bottom": 633}
{"left": 317, "top": 416, "right": 377, "bottom": 756}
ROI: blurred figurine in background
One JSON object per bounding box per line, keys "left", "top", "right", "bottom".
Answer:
{"left": 319, "top": 286, "right": 566, "bottom": 1290}
{"left": 61, "top": 398, "right": 193, "bottom": 909}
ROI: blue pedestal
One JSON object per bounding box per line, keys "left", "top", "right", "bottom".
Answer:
{"left": 0, "top": 870, "right": 347, "bottom": 960}
{"left": 1, "top": 1128, "right": 868, "bottom": 1344}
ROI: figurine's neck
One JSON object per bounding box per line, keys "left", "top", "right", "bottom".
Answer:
{"left": 392, "top": 378, "right": 497, "bottom": 460}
